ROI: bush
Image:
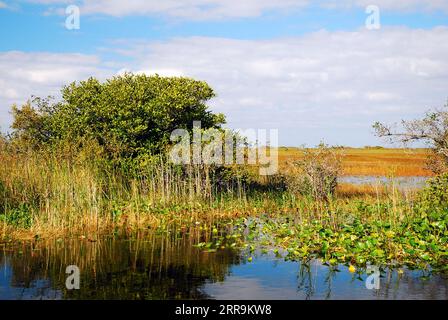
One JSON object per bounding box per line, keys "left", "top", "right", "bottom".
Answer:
{"left": 0, "top": 204, "right": 33, "bottom": 229}
{"left": 286, "top": 143, "right": 341, "bottom": 201}
{"left": 11, "top": 73, "right": 225, "bottom": 160}
{"left": 417, "top": 173, "right": 448, "bottom": 218}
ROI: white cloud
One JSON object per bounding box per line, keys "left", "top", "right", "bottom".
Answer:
{"left": 333, "top": 90, "right": 356, "bottom": 100}
{"left": 120, "top": 27, "right": 448, "bottom": 145}
{"left": 27, "top": 0, "right": 448, "bottom": 19}
{"left": 30, "top": 0, "right": 310, "bottom": 20}
{"left": 0, "top": 1, "right": 8, "bottom": 9}
{"left": 136, "top": 68, "right": 184, "bottom": 77}
{"left": 321, "top": 0, "right": 448, "bottom": 13}
{"left": 365, "top": 92, "right": 399, "bottom": 102}
{"left": 1, "top": 27, "right": 448, "bottom": 146}
{"left": 0, "top": 51, "right": 112, "bottom": 131}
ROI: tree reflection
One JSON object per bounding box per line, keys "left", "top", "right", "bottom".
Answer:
{"left": 0, "top": 233, "right": 241, "bottom": 300}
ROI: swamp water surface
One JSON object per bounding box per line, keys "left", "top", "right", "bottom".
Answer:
{"left": 339, "top": 176, "right": 429, "bottom": 189}
{"left": 1, "top": 235, "right": 447, "bottom": 300}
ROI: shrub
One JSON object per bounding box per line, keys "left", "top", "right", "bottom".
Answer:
{"left": 416, "top": 173, "right": 448, "bottom": 219}
{"left": 11, "top": 73, "right": 225, "bottom": 160}
{"left": 0, "top": 204, "right": 33, "bottom": 229}
{"left": 286, "top": 143, "right": 342, "bottom": 201}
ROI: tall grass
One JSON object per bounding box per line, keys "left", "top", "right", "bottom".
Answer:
{"left": 0, "top": 141, "right": 421, "bottom": 239}
{"left": 0, "top": 142, "right": 250, "bottom": 237}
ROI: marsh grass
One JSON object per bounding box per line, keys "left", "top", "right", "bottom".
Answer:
{"left": 0, "top": 145, "right": 251, "bottom": 238}
{"left": 4, "top": 145, "right": 446, "bottom": 271}
{"left": 277, "top": 147, "right": 434, "bottom": 177}
{"left": 0, "top": 141, "right": 424, "bottom": 242}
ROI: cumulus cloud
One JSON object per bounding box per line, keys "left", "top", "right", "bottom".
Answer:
{"left": 29, "top": 0, "right": 309, "bottom": 20}
{"left": 27, "top": 0, "right": 448, "bottom": 19}
{"left": 0, "top": 51, "right": 112, "bottom": 131}
{"left": 118, "top": 27, "right": 448, "bottom": 145}
{"left": 1, "top": 27, "right": 448, "bottom": 145}
{"left": 320, "top": 0, "right": 448, "bottom": 13}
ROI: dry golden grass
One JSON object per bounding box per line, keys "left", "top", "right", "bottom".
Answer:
{"left": 336, "top": 183, "right": 388, "bottom": 198}
{"left": 336, "top": 183, "right": 420, "bottom": 198}
{"left": 277, "top": 147, "right": 434, "bottom": 177}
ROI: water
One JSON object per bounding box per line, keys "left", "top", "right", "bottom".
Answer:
{"left": 339, "top": 176, "right": 429, "bottom": 189}
{"left": 1, "top": 236, "right": 447, "bottom": 300}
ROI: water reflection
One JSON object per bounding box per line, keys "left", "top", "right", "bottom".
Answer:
{"left": 203, "top": 258, "right": 448, "bottom": 300}
{"left": 0, "top": 235, "right": 240, "bottom": 300}
{"left": 1, "top": 236, "right": 447, "bottom": 300}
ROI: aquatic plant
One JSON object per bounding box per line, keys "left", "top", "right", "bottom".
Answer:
{"left": 232, "top": 205, "right": 448, "bottom": 273}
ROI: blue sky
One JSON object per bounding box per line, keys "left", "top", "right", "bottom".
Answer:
{"left": 1, "top": 1, "right": 448, "bottom": 146}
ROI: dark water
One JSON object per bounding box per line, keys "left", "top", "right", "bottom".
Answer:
{"left": 1, "top": 236, "right": 447, "bottom": 300}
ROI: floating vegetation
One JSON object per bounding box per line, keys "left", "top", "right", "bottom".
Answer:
{"left": 210, "top": 209, "right": 448, "bottom": 274}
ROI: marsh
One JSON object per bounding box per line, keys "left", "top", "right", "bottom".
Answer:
{"left": 1, "top": 236, "right": 447, "bottom": 300}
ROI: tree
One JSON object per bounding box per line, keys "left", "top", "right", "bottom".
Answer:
{"left": 373, "top": 101, "right": 448, "bottom": 174}
{"left": 11, "top": 96, "right": 55, "bottom": 150}
{"left": 11, "top": 73, "right": 225, "bottom": 159}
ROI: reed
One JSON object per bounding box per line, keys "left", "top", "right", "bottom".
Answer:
{"left": 0, "top": 143, "right": 423, "bottom": 240}
{"left": 0, "top": 145, "right": 250, "bottom": 237}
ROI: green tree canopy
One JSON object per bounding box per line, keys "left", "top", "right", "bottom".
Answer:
{"left": 11, "top": 73, "right": 225, "bottom": 159}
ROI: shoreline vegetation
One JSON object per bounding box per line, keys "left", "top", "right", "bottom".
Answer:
{"left": 0, "top": 144, "right": 433, "bottom": 237}
{"left": 1, "top": 74, "right": 447, "bottom": 274}
{"left": 1, "top": 144, "right": 447, "bottom": 272}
